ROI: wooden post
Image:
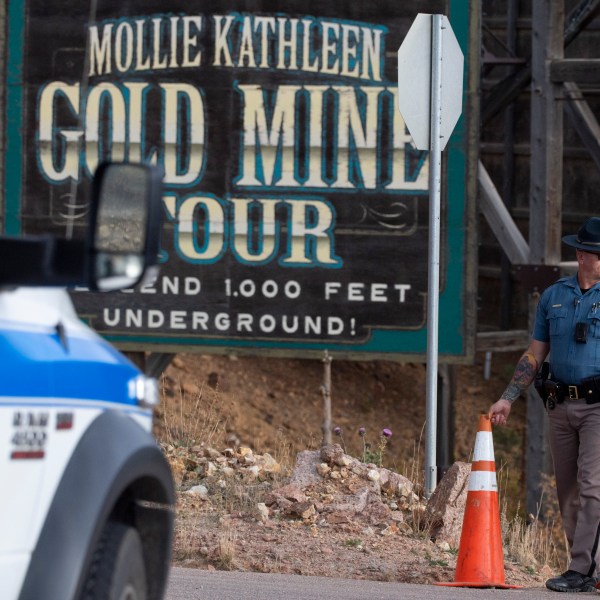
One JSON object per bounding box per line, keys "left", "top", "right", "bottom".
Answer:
{"left": 526, "top": 293, "right": 552, "bottom": 517}
{"left": 526, "top": 0, "right": 564, "bottom": 518}
{"left": 529, "top": 0, "right": 564, "bottom": 264}
{"left": 321, "top": 351, "right": 332, "bottom": 446}
{"left": 436, "top": 363, "right": 456, "bottom": 480}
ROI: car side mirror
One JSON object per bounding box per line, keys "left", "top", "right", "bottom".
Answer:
{"left": 89, "top": 162, "right": 163, "bottom": 292}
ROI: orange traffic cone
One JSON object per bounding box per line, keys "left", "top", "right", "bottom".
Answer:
{"left": 437, "top": 414, "right": 519, "bottom": 589}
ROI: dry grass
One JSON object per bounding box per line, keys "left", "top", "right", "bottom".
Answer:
{"left": 498, "top": 466, "right": 563, "bottom": 573}
{"left": 210, "top": 479, "right": 272, "bottom": 514}
{"left": 503, "top": 510, "right": 560, "bottom": 572}
{"left": 173, "top": 504, "right": 210, "bottom": 562}
{"left": 159, "top": 377, "right": 226, "bottom": 449}
{"left": 217, "top": 524, "right": 237, "bottom": 570}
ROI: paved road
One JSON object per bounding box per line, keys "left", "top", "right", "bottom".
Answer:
{"left": 166, "top": 567, "right": 560, "bottom": 600}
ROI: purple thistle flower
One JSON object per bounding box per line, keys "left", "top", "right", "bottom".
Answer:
{"left": 333, "top": 426, "right": 343, "bottom": 436}
{"left": 358, "top": 427, "right": 366, "bottom": 437}
{"left": 382, "top": 428, "right": 393, "bottom": 438}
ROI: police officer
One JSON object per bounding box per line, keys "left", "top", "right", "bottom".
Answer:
{"left": 488, "top": 217, "right": 600, "bottom": 593}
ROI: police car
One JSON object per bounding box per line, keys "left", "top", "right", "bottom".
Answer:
{"left": 0, "top": 163, "right": 174, "bottom": 600}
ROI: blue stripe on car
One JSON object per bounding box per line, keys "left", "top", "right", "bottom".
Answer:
{"left": 0, "top": 328, "right": 139, "bottom": 403}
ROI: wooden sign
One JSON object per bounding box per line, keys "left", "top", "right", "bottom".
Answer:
{"left": 3, "top": 0, "right": 476, "bottom": 360}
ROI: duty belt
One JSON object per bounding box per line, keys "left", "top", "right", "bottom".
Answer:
{"left": 544, "top": 378, "right": 600, "bottom": 404}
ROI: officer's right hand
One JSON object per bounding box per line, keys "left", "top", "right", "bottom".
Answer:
{"left": 488, "top": 399, "right": 512, "bottom": 426}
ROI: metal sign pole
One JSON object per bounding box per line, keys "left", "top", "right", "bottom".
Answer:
{"left": 397, "top": 11, "right": 463, "bottom": 497}
{"left": 424, "top": 14, "right": 443, "bottom": 498}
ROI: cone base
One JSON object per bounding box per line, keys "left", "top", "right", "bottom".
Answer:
{"left": 435, "top": 581, "right": 521, "bottom": 589}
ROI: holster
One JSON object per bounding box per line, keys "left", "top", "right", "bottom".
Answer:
{"left": 534, "top": 361, "right": 551, "bottom": 406}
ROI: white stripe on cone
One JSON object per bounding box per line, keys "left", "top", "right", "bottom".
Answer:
{"left": 473, "top": 431, "right": 495, "bottom": 461}
{"left": 468, "top": 470, "right": 498, "bottom": 492}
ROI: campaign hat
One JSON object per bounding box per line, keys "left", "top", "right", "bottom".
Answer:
{"left": 562, "top": 217, "right": 600, "bottom": 253}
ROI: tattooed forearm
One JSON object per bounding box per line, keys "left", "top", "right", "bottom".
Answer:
{"left": 500, "top": 351, "right": 539, "bottom": 402}
{"left": 501, "top": 383, "right": 522, "bottom": 403}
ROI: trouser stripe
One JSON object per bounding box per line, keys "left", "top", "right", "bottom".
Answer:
{"left": 587, "top": 521, "right": 600, "bottom": 577}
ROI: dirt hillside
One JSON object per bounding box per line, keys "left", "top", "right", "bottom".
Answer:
{"left": 154, "top": 351, "right": 554, "bottom": 588}
{"left": 155, "top": 351, "right": 527, "bottom": 481}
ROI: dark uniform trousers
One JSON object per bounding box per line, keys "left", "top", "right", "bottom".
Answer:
{"left": 548, "top": 399, "right": 600, "bottom": 577}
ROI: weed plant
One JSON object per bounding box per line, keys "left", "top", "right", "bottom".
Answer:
{"left": 333, "top": 425, "right": 393, "bottom": 468}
